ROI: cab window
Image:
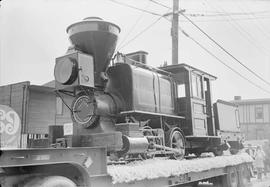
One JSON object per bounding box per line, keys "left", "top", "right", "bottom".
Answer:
{"left": 177, "top": 84, "right": 186, "bottom": 98}
{"left": 191, "top": 73, "right": 203, "bottom": 99}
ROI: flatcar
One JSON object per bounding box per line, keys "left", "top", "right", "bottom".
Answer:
{"left": 53, "top": 17, "right": 243, "bottom": 160}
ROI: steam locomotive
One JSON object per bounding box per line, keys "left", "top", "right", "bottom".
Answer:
{"left": 53, "top": 17, "right": 243, "bottom": 160}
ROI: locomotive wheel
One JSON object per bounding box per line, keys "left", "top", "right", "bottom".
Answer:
{"left": 142, "top": 126, "right": 154, "bottom": 136}
{"left": 141, "top": 126, "right": 155, "bottom": 159}
{"left": 165, "top": 128, "right": 185, "bottom": 160}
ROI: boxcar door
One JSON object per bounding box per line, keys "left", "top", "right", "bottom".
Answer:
{"left": 190, "top": 73, "right": 208, "bottom": 136}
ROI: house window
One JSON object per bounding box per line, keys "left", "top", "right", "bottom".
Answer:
{"left": 191, "top": 73, "right": 203, "bottom": 99}
{"left": 56, "top": 97, "right": 63, "bottom": 115}
{"left": 255, "top": 106, "right": 263, "bottom": 120}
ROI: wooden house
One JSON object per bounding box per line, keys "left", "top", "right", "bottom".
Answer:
{"left": 232, "top": 96, "right": 270, "bottom": 141}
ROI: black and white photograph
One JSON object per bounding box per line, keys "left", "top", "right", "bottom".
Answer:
{"left": 0, "top": 0, "right": 270, "bottom": 186}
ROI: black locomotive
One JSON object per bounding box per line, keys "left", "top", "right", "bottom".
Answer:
{"left": 53, "top": 17, "right": 243, "bottom": 160}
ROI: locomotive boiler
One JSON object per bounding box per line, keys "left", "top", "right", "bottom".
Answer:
{"left": 53, "top": 17, "right": 243, "bottom": 160}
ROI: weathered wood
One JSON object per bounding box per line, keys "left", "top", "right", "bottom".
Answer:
{"left": 80, "top": 132, "right": 123, "bottom": 151}
{"left": 55, "top": 96, "right": 73, "bottom": 126}
{"left": 27, "top": 88, "right": 56, "bottom": 134}
{"left": 0, "top": 82, "right": 73, "bottom": 144}
{"left": 116, "top": 123, "right": 143, "bottom": 137}
{"left": 28, "top": 138, "right": 49, "bottom": 148}
{"left": 0, "top": 82, "right": 30, "bottom": 133}
{"left": 48, "top": 125, "right": 64, "bottom": 145}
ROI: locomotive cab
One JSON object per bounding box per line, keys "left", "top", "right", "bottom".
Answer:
{"left": 161, "top": 64, "right": 221, "bottom": 155}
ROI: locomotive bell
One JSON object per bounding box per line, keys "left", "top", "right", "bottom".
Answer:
{"left": 54, "top": 17, "right": 120, "bottom": 90}
{"left": 66, "top": 17, "right": 120, "bottom": 87}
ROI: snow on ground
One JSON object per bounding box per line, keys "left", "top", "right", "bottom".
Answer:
{"left": 107, "top": 153, "right": 253, "bottom": 184}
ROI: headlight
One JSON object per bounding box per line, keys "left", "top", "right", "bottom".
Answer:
{"left": 54, "top": 57, "right": 78, "bottom": 85}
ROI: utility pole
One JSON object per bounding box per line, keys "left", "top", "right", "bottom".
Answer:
{"left": 171, "top": 0, "right": 179, "bottom": 65}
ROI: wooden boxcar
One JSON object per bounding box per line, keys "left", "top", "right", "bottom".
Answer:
{"left": 0, "top": 81, "right": 73, "bottom": 147}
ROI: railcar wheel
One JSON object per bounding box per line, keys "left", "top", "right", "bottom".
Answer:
{"left": 229, "top": 148, "right": 239, "bottom": 155}
{"left": 165, "top": 128, "right": 185, "bottom": 160}
{"left": 22, "top": 176, "right": 76, "bottom": 187}
{"left": 224, "top": 167, "right": 239, "bottom": 187}
{"left": 238, "top": 164, "right": 250, "bottom": 187}
{"left": 212, "top": 177, "right": 223, "bottom": 187}
{"left": 191, "top": 181, "right": 199, "bottom": 187}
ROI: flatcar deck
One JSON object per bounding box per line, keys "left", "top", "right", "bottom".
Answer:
{"left": 106, "top": 153, "right": 252, "bottom": 185}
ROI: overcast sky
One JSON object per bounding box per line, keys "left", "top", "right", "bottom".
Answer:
{"left": 0, "top": 0, "right": 270, "bottom": 101}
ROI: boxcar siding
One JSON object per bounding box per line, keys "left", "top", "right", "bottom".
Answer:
{"left": 0, "top": 85, "right": 11, "bottom": 106}
{"left": 55, "top": 96, "right": 73, "bottom": 126}
{"left": 27, "top": 89, "right": 56, "bottom": 134}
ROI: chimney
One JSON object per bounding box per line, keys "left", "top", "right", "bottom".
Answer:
{"left": 66, "top": 17, "right": 120, "bottom": 87}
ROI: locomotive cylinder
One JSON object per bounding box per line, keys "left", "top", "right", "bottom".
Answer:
{"left": 119, "top": 136, "right": 149, "bottom": 155}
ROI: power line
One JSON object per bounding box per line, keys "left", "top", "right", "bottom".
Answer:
{"left": 149, "top": 0, "right": 171, "bottom": 10}
{"left": 109, "top": 0, "right": 270, "bottom": 23}
{"left": 149, "top": 0, "right": 270, "bottom": 18}
{"left": 116, "top": 1, "right": 151, "bottom": 50}
{"left": 108, "top": 0, "right": 162, "bottom": 16}
{"left": 118, "top": 16, "right": 164, "bottom": 50}
{"left": 179, "top": 28, "right": 270, "bottom": 94}
{"left": 108, "top": 0, "right": 169, "bottom": 50}
{"left": 151, "top": 0, "right": 270, "bottom": 55}
{"left": 203, "top": 0, "right": 270, "bottom": 57}
{"left": 167, "top": 13, "right": 270, "bottom": 94}
{"left": 150, "top": 0, "right": 270, "bottom": 18}
{"left": 148, "top": 0, "right": 270, "bottom": 22}
{"left": 167, "top": 15, "right": 270, "bottom": 94}
{"left": 237, "top": 1, "right": 270, "bottom": 41}
{"left": 186, "top": 10, "right": 270, "bottom": 17}
{"left": 150, "top": 0, "right": 270, "bottom": 87}
{"left": 150, "top": 0, "right": 171, "bottom": 9}
{"left": 180, "top": 13, "right": 270, "bottom": 87}
{"left": 151, "top": 0, "right": 270, "bottom": 93}
{"left": 179, "top": 15, "right": 270, "bottom": 22}
{"left": 109, "top": 0, "right": 270, "bottom": 93}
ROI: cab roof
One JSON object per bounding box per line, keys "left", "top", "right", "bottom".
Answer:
{"left": 160, "top": 63, "right": 217, "bottom": 80}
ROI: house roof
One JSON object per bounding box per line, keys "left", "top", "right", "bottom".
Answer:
{"left": 231, "top": 98, "right": 270, "bottom": 105}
